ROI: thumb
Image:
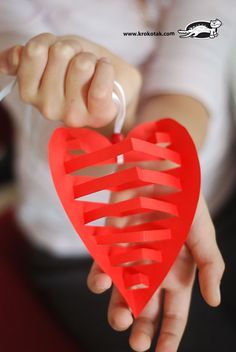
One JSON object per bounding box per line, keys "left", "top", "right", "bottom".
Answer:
{"left": 0, "top": 45, "right": 23, "bottom": 75}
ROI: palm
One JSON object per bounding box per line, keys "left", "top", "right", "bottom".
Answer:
{"left": 107, "top": 242, "right": 196, "bottom": 351}
{"left": 162, "top": 244, "right": 195, "bottom": 292}
{"left": 88, "top": 191, "right": 224, "bottom": 352}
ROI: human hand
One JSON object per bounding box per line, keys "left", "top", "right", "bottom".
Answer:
{"left": 87, "top": 181, "right": 225, "bottom": 352}
{"left": 0, "top": 33, "right": 141, "bottom": 128}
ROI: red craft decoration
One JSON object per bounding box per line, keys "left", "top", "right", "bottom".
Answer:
{"left": 48, "top": 118, "right": 201, "bottom": 317}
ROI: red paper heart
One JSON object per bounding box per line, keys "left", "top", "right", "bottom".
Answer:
{"left": 48, "top": 118, "right": 200, "bottom": 317}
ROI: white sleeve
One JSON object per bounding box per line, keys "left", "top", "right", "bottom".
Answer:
{"left": 0, "top": 0, "right": 36, "bottom": 47}
{"left": 0, "top": 1, "right": 45, "bottom": 88}
{"left": 142, "top": 0, "right": 236, "bottom": 117}
{"left": 141, "top": 0, "right": 236, "bottom": 213}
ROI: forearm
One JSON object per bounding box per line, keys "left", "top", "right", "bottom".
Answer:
{"left": 137, "top": 94, "right": 209, "bottom": 150}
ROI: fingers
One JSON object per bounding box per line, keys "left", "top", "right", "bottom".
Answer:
{"left": 186, "top": 194, "right": 225, "bottom": 307}
{"left": 108, "top": 287, "right": 133, "bottom": 331}
{"left": 129, "top": 289, "right": 162, "bottom": 352}
{"left": 130, "top": 317, "right": 156, "bottom": 352}
{"left": 65, "top": 55, "right": 116, "bottom": 127}
{"left": 0, "top": 45, "right": 22, "bottom": 75}
{"left": 38, "top": 39, "right": 83, "bottom": 118}
{"left": 87, "top": 261, "right": 112, "bottom": 294}
{"left": 64, "top": 52, "right": 97, "bottom": 126}
{"left": 6, "top": 34, "right": 118, "bottom": 127}
{"left": 155, "top": 288, "right": 192, "bottom": 352}
{"left": 87, "top": 57, "right": 117, "bottom": 127}
{"left": 17, "top": 33, "right": 57, "bottom": 104}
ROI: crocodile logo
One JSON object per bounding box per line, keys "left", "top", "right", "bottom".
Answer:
{"left": 178, "top": 18, "right": 222, "bottom": 39}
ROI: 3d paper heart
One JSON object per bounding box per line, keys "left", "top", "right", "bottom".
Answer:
{"left": 48, "top": 118, "right": 200, "bottom": 317}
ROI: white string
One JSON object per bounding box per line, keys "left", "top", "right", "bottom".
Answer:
{"left": 112, "top": 80, "right": 126, "bottom": 164}
{"left": 0, "top": 78, "right": 17, "bottom": 102}
{"left": 112, "top": 80, "right": 126, "bottom": 135}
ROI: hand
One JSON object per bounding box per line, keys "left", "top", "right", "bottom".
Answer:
{"left": 87, "top": 184, "right": 225, "bottom": 352}
{"left": 0, "top": 33, "right": 141, "bottom": 128}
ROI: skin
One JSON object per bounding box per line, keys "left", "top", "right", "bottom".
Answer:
{"left": 0, "top": 33, "right": 141, "bottom": 131}
{"left": 87, "top": 94, "right": 224, "bottom": 352}
{"left": 0, "top": 33, "right": 225, "bottom": 352}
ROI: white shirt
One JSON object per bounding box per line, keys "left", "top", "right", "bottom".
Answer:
{"left": 0, "top": 0, "right": 235, "bottom": 256}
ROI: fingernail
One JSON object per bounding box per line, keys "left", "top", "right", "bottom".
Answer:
{"left": 100, "top": 57, "right": 111, "bottom": 64}
{"left": 94, "top": 276, "right": 111, "bottom": 291}
{"left": 112, "top": 309, "right": 133, "bottom": 331}
{"left": 102, "top": 277, "right": 112, "bottom": 290}
{"left": 137, "top": 332, "right": 151, "bottom": 351}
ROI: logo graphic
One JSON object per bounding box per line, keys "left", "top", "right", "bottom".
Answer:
{"left": 178, "top": 18, "right": 222, "bottom": 39}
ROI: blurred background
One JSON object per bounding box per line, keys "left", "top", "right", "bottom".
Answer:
{"left": 0, "top": 102, "right": 81, "bottom": 352}
{"left": 0, "top": 53, "right": 236, "bottom": 352}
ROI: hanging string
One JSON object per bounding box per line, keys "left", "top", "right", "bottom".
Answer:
{"left": 112, "top": 80, "right": 126, "bottom": 164}
{"left": 112, "top": 80, "right": 126, "bottom": 135}
{"left": 0, "top": 78, "right": 17, "bottom": 102}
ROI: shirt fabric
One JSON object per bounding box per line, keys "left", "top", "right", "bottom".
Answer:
{"left": 0, "top": 0, "right": 235, "bottom": 257}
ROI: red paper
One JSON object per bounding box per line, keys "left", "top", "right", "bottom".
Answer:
{"left": 48, "top": 118, "right": 201, "bottom": 317}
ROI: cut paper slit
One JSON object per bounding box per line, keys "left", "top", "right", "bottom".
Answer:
{"left": 48, "top": 118, "right": 201, "bottom": 317}
{"left": 155, "top": 132, "right": 171, "bottom": 147}
{"left": 73, "top": 167, "right": 182, "bottom": 198}
{"left": 64, "top": 137, "right": 181, "bottom": 174}
{"left": 124, "top": 271, "right": 150, "bottom": 290}
{"left": 83, "top": 197, "right": 178, "bottom": 224}
{"left": 95, "top": 228, "right": 172, "bottom": 245}
{"left": 109, "top": 246, "right": 162, "bottom": 267}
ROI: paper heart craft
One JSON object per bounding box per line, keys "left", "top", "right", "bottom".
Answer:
{"left": 48, "top": 118, "right": 201, "bottom": 317}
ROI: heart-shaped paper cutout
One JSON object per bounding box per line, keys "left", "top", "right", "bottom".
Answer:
{"left": 48, "top": 118, "right": 200, "bottom": 317}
